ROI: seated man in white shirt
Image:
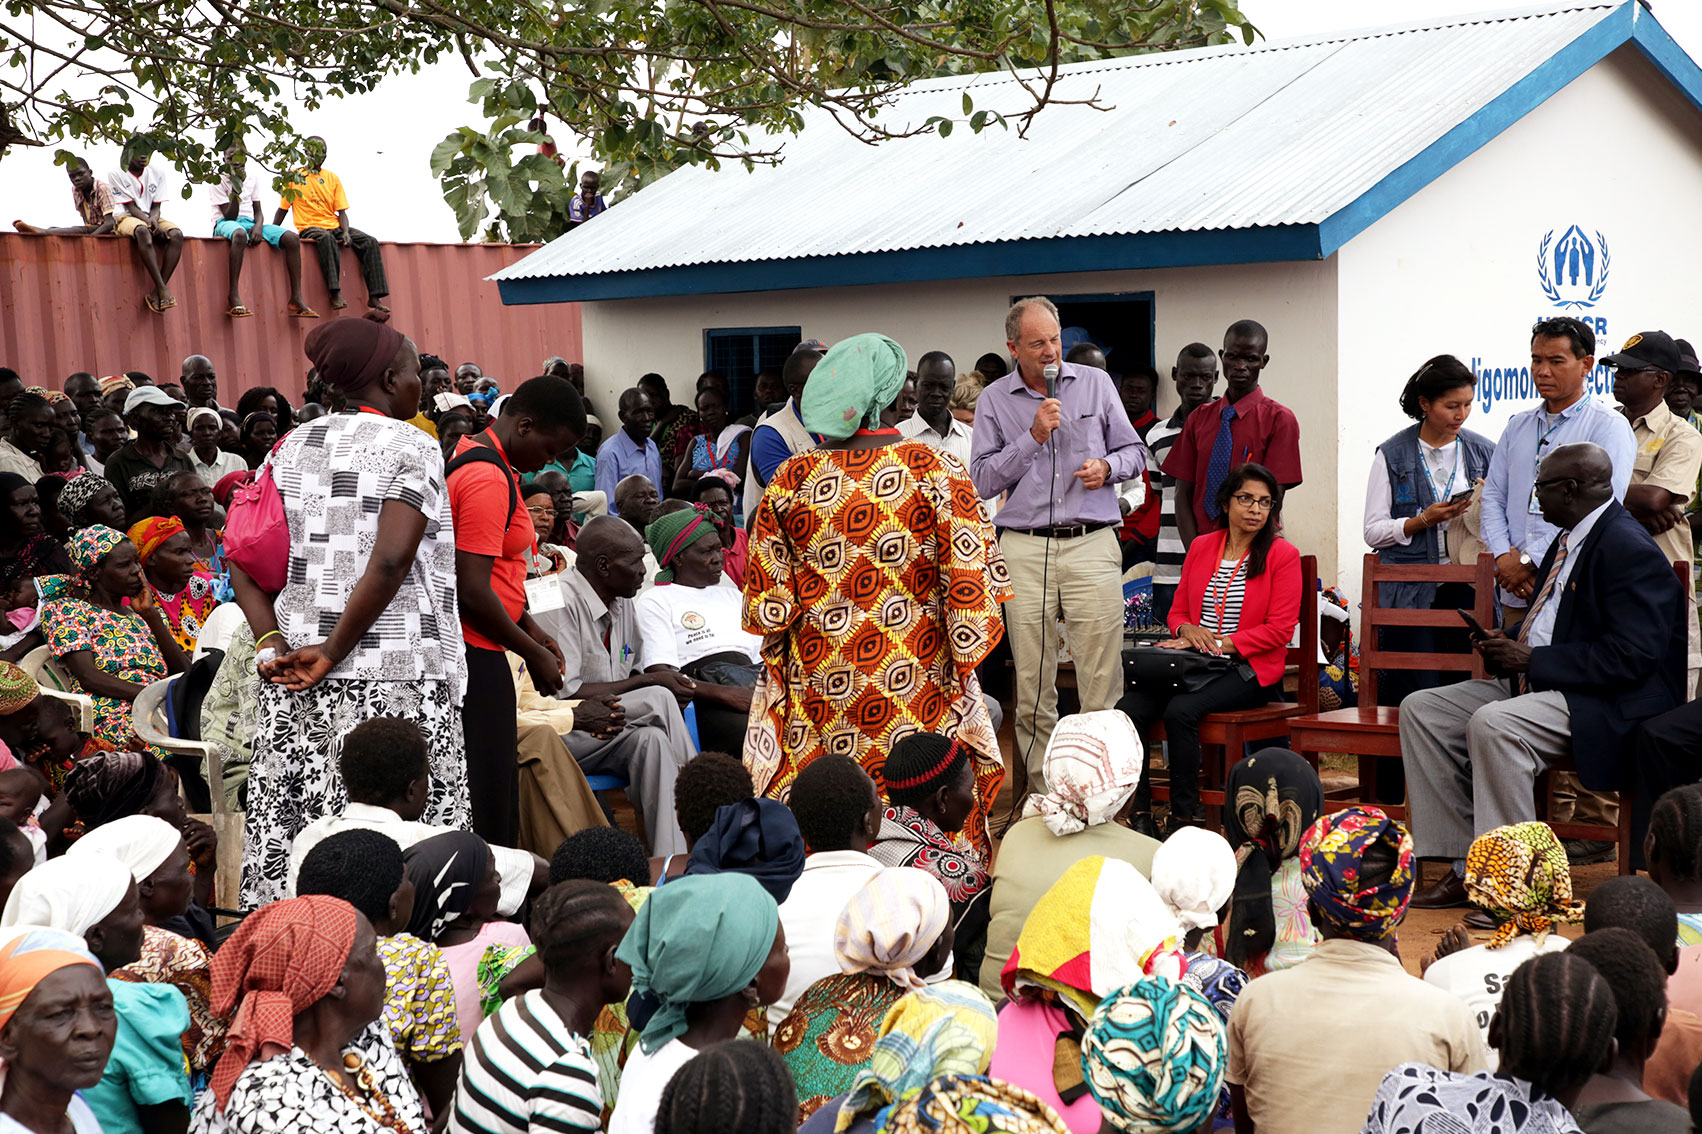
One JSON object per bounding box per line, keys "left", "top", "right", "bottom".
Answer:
{"left": 897, "top": 351, "right": 973, "bottom": 468}
{"left": 210, "top": 146, "right": 316, "bottom": 319}
{"left": 287, "top": 715, "right": 547, "bottom": 910}
{"left": 768, "top": 754, "right": 885, "bottom": 1030}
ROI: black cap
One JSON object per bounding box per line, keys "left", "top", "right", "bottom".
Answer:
{"left": 1600, "top": 331, "right": 1684, "bottom": 374}
{"left": 1676, "top": 338, "right": 1701, "bottom": 380}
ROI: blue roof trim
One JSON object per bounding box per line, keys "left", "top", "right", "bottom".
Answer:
{"left": 1316, "top": 3, "right": 1634, "bottom": 256}
{"left": 495, "top": 224, "right": 1323, "bottom": 305}
{"left": 1628, "top": 2, "right": 1702, "bottom": 115}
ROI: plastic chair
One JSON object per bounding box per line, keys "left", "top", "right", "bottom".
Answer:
{"left": 17, "top": 645, "right": 95, "bottom": 733}
{"left": 133, "top": 678, "right": 229, "bottom": 816}
{"left": 191, "top": 603, "right": 248, "bottom": 664}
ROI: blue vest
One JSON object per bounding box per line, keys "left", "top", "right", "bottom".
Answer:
{"left": 1375, "top": 424, "right": 1496, "bottom": 609}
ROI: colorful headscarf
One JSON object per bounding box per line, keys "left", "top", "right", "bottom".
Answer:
{"left": 616, "top": 873, "right": 779, "bottom": 1054}
{"left": 66, "top": 525, "right": 124, "bottom": 577}
{"left": 98, "top": 375, "right": 133, "bottom": 396}
{"left": 56, "top": 473, "right": 116, "bottom": 525}
{"left": 1464, "top": 823, "right": 1585, "bottom": 949}
{"left": 45, "top": 391, "right": 72, "bottom": 407}
{"left": 212, "top": 469, "right": 250, "bottom": 508}
{"left": 834, "top": 867, "right": 951, "bottom": 991}
{"left": 63, "top": 751, "right": 169, "bottom": 829}
{"left": 1151, "top": 827, "right": 1237, "bottom": 932}
{"left": 1081, "top": 977, "right": 1227, "bottom": 1134}
{"left": 67, "top": 813, "right": 182, "bottom": 884}
{"left": 683, "top": 798, "right": 806, "bottom": 904}
{"left": 303, "top": 313, "right": 407, "bottom": 392}
{"left": 0, "top": 660, "right": 39, "bottom": 716}
{"left": 401, "top": 831, "right": 490, "bottom": 942}
{"left": 1298, "top": 807, "right": 1415, "bottom": 941}
{"left": 644, "top": 505, "right": 718, "bottom": 584}
{"left": 208, "top": 894, "right": 359, "bottom": 1110}
{"left": 835, "top": 980, "right": 999, "bottom": 1133}
{"left": 126, "top": 516, "right": 185, "bottom": 565}
{"left": 1, "top": 851, "right": 132, "bottom": 936}
{"left": 1177, "top": 955, "right": 1247, "bottom": 1026}
{"left": 1222, "top": 749, "right": 1323, "bottom": 966}
{"left": 0, "top": 927, "right": 102, "bottom": 1032}
{"left": 1022, "top": 711, "right": 1145, "bottom": 836}
{"left": 798, "top": 333, "right": 909, "bottom": 440}
{"left": 1002, "top": 856, "right": 1185, "bottom": 1020}
{"left": 879, "top": 1074, "right": 1069, "bottom": 1134}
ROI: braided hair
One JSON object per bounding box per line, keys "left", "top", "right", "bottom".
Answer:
{"left": 1495, "top": 951, "right": 1617, "bottom": 1094}
{"left": 295, "top": 828, "right": 406, "bottom": 925}
{"left": 654, "top": 1040, "right": 796, "bottom": 1134}
{"left": 883, "top": 733, "right": 967, "bottom": 808}
{"left": 1649, "top": 784, "right": 1702, "bottom": 884}
{"left": 1567, "top": 928, "right": 1668, "bottom": 1051}
{"left": 6, "top": 392, "right": 49, "bottom": 425}
{"left": 549, "top": 827, "right": 651, "bottom": 886}
{"left": 530, "top": 879, "right": 632, "bottom": 975}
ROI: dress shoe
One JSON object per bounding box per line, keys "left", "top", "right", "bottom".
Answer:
{"left": 1463, "top": 908, "right": 1505, "bottom": 932}
{"left": 1565, "top": 839, "right": 1617, "bottom": 866}
{"left": 1126, "top": 812, "right": 1161, "bottom": 839}
{"left": 1410, "top": 870, "right": 1471, "bottom": 909}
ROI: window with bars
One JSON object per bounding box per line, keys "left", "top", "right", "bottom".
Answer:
{"left": 703, "top": 326, "right": 802, "bottom": 417}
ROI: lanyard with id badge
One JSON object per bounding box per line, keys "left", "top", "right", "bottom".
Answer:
{"left": 1528, "top": 407, "right": 1578, "bottom": 515}
{"left": 524, "top": 573, "right": 566, "bottom": 614}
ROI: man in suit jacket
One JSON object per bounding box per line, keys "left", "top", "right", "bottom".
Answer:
{"left": 1403, "top": 442, "right": 1686, "bottom": 905}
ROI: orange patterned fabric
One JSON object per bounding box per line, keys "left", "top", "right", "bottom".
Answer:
{"left": 742, "top": 441, "right": 1011, "bottom": 858}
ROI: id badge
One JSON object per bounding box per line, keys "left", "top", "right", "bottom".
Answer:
{"left": 524, "top": 574, "right": 565, "bottom": 613}
{"left": 1527, "top": 488, "right": 1543, "bottom": 515}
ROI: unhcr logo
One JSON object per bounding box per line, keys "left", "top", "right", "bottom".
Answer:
{"left": 1538, "top": 225, "right": 1610, "bottom": 310}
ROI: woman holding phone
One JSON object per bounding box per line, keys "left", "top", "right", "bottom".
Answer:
{"left": 1363, "top": 355, "right": 1496, "bottom": 707}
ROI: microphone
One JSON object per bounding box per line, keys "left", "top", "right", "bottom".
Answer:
{"left": 1043, "top": 363, "right": 1059, "bottom": 400}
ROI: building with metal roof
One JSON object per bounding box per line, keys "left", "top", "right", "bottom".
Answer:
{"left": 496, "top": 0, "right": 1702, "bottom": 596}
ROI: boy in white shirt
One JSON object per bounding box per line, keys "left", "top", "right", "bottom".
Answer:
{"left": 107, "top": 135, "right": 184, "bottom": 312}
{"left": 209, "top": 146, "right": 317, "bottom": 319}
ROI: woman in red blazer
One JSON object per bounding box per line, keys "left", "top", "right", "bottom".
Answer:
{"left": 1120, "top": 463, "right": 1301, "bottom": 836}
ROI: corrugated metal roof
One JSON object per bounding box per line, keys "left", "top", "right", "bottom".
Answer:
{"left": 1, "top": 234, "right": 581, "bottom": 397}
{"left": 495, "top": 2, "right": 1623, "bottom": 283}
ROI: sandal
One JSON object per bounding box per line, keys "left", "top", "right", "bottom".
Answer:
{"left": 287, "top": 303, "right": 320, "bottom": 319}
{"left": 144, "top": 294, "right": 166, "bottom": 314}
{"left": 159, "top": 295, "right": 177, "bottom": 310}
{"left": 225, "top": 305, "right": 253, "bottom": 318}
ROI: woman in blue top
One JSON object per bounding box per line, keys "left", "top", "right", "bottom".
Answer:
{"left": 1362, "top": 355, "right": 1496, "bottom": 715}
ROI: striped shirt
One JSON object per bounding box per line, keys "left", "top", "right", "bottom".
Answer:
{"left": 1148, "top": 411, "right": 1189, "bottom": 585}
{"left": 1201, "top": 557, "right": 1247, "bottom": 635}
{"left": 448, "top": 990, "right": 602, "bottom": 1134}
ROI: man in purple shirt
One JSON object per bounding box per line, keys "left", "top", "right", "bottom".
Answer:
{"left": 970, "top": 296, "right": 1145, "bottom": 793}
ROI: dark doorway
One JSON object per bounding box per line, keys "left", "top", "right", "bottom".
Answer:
{"left": 1020, "top": 291, "right": 1156, "bottom": 378}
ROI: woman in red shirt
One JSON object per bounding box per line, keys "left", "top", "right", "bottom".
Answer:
{"left": 1120, "top": 462, "right": 1301, "bottom": 836}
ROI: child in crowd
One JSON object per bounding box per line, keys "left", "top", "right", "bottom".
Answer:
{"left": 647, "top": 751, "right": 752, "bottom": 885}
{"left": 1567, "top": 929, "right": 1694, "bottom": 1134}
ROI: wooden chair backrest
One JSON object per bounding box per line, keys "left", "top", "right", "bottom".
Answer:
{"left": 1356, "top": 552, "right": 1495, "bottom": 705}
{"left": 1289, "top": 555, "right": 1320, "bottom": 713}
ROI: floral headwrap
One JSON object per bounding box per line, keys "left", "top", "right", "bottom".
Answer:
{"left": 1298, "top": 807, "right": 1415, "bottom": 941}
{"left": 835, "top": 981, "right": 998, "bottom": 1133}
{"left": 1081, "top": 977, "right": 1227, "bottom": 1134}
{"left": 1464, "top": 822, "right": 1585, "bottom": 949}
{"left": 127, "top": 516, "right": 185, "bottom": 565}
{"left": 67, "top": 525, "right": 125, "bottom": 576}
{"left": 880, "top": 1074, "right": 1068, "bottom": 1134}
{"left": 0, "top": 661, "right": 39, "bottom": 717}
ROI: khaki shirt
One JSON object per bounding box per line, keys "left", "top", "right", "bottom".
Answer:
{"left": 1630, "top": 401, "right": 1702, "bottom": 574}
{"left": 1227, "top": 938, "right": 1487, "bottom": 1134}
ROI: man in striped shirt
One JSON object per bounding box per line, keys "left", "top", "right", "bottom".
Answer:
{"left": 449, "top": 881, "right": 634, "bottom": 1134}
{"left": 1147, "top": 343, "right": 1220, "bottom": 623}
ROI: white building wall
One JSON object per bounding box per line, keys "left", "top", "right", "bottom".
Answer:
{"left": 1335, "top": 46, "right": 1702, "bottom": 611}
{"left": 582, "top": 260, "right": 1341, "bottom": 578}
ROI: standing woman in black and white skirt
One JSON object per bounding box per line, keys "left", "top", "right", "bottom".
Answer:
{"left": 229, "top": 313, "right": 467, "bottom": 909}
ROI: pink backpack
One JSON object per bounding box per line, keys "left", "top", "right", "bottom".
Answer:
{"left": 223, "top": 458, "right": 289, "bottom": 594}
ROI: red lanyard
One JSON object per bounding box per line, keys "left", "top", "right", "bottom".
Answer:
{"left": 1209, "top": 544, "right": 1251, "bottom": 632}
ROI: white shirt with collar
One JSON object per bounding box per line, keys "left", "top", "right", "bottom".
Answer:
{"left": 1521, "top": 497, "right": 1612, "bottom": 649}
{"left": 768, "top": 849, "right": 884, "bottom": 1030}
{"left": 286, "top": 801, "right": 533, "bottom": 916}
{"left": 898, "top": 411, "right": 974, "bottom": 468}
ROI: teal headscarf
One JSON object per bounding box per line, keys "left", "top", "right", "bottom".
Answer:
{"left": 798, "top": 333, "right": 908, "bottom": 440}
{"left": 644, "top": 506, "right": 719, "bottom": 584}
{"left": 1080, "top": 977, "right": 1226, "bottom": 1134}
{"left": 615, "top": 872, "right": 779, "bottom": 1053}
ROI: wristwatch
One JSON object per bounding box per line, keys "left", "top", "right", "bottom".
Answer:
{"left": 1518, "top": 551, "right": 1533, "bottom": 567}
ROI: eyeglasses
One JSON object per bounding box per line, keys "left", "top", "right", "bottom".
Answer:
{"left": 526, "top": 504, "right": 556, "bottom": 517}
{"left": 1230, "top": 493, "right": 1275, "bottom": 511}
{"left": 1531, "top": 476, "right": 1578, "bottom": 492}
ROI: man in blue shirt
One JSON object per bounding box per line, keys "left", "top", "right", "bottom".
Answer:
{"left": 595, "top": 388, "right": 663, "bottom": 516}
{"left": 1480, "top": 316, "right": 1636, "bottom": 614}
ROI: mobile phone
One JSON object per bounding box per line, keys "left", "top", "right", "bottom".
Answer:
{"left": 1447, "top": 488, "right": 1474, "bottom": 506}
{"left": 1456, "top": 608, "right": 1488, "bottom": 640}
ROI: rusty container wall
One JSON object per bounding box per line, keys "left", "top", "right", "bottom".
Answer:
{"left": 0, "top": 234, "right": 581, "bottom": 400}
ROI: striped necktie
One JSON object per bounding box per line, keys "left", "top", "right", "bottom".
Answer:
{"left": 1514, "top": 533, "right": 1570, "bottom": 693}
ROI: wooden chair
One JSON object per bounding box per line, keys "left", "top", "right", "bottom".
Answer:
{"left": 1531, "top": 559, "right": 1689, "bottom": 876}
{"left": 1286, "top": 553, "right": 1496, "bottom": 819}
{"left": 1146, "top": 554, "right": 1320, "bottom": 825}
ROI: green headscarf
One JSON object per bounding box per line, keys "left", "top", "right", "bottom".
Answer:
{"left": 644, "top": 505, "right": 719, "bottom": 584}
{"left": 798, "top": 332, "right": 909, "bottom": 440}
{"left": 615, "top": 872, "right": 778, "bottom": 1053}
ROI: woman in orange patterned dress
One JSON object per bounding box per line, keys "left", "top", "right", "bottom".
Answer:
{"left": 742, "top": 333, "right": 1011, "bottom": 858}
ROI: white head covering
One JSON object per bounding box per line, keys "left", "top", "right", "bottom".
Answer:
{"left": 67, "top": 814, "right": 181, "bottom": 883}
{"left": 834, "top": 867, "right": 951, "bottom": 991}
{"left": 1022, "top": 711, "right": 1146, "bottom": 836}
{"left": 1, "top": 852, "right": 132, "bottom": 936}
{"left": 1151, "top": 827, "right": 1237, "bottom": 931}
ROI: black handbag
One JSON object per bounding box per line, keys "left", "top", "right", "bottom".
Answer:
{"left": 1122, "top": 644, "right": 1245, "bottom": 694}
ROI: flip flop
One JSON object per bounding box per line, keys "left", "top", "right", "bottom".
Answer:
{"left": 159, "top": 296, "right": 177, "bottom": 310}
{"left": 145, "top": 294, "right": 165, "bottom": 314}
{"left": 287, "top": 304, "right": 320, "bottom": 319}
{"left": 226, "top": 305, "right": 254, "bottom": 318}
{"left": 368, "top": 300, "right": 391, "bottom": 313}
